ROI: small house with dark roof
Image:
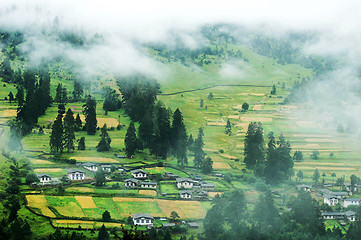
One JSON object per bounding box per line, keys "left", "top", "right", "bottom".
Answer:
{"left": 321, "top": 211, "right": 356, "bottom": 222}
{"left": 194, "top": 190, "right": 209, "bottom": 200}
{"left": 200, "top": 182, "right": 216, "bottom": 190}
{"left": 124, "top": 178, "right": 139, "bottom": 188}
{"left": 180, "top": 190, "right": 193, "bottom": 199}
{"left": 163, "top": 172, "right": 179, "bottom": 180}
{"left": 324, "top": 195, "right": 339, "bottom": 206}
{"left": 162, "top": 223, "right": 175, "bottom": 228}
{"left": 131, "top": 169, "right": 147, "bottom": 179}
{"left": 187, "top": 222, "right": 199, "bottom": 228}
{"left": 344, "top": 198, "right": 361, "bottom": 207}
{"left": 37, "top": 173, "right": 52, "bottom": 183}
{"left": 176, "top": 177, "right": 194, "bottom": 189}
{"left": 345, "top": 183, "right": 358, "bottom": 193}
{"left": 132, "top": 213, "right": 154, "bottom": 226}
{"left": 83, "top": 162, "right": 98, "bottom": 172}
{"left": 67, "top": 169, "right": 86, "bottom": 180}
{"left": 296, "top": 184, "right": 312, "bottom": 192}
{"left": 139, "top": 181, "right": 157, "bottom": 189}
{"left": 101, "top": 165, "right": 113, "bottom": 172}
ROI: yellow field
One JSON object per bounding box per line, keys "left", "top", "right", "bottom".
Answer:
{"left": 2, "top": 109, "right": 17, "bottom": 117}
{"left": 30, "top": 159, "right": 54, "bottom": 165}
{"left": 157, "top": 199, "right": 207, "bottom": 219}
{"left": 208, "top": 192, "right": 224, "bottom": 197}
{"left": 219, "top": 153, "right": 238, "bottom": 160}
{"left": 139, "top": 190, "right": 157, "bottom": 196}
{"left": 207, "top": 122, "right": 227, "bottom": 126}
{"left": 227, "top": 115, "right": 240, "bottom": 119}
{"left": 213, "top": 161, "right": 232, "bottom": 169}
{"left": 55, "top": 201, "right": 86, "bottom": 218}
{"left": 26, "top": 195, "right": 56, "bottom": 218}
{"left": 67, "top": 187, "right": 95, "bottom": 192}
{"left": 70, "top": 157, "right": 118, "bottom": 163}
{"left": 34, "top": 168, "right": 64, "bottom": 173}
{"left": 97, "top": 118, "right": 119, "bottom": 127}
{"left": 252, "top": 105, "right": 262, "bottom": 110}
{"left": 75, "top": 196, "right": 97, "bottom": 208}
{"left": 94, "top": 222, "right": 124, "bottom": 228}
{"left": 240, "top": 117, "right": 272, "bottom": 122}
{"left": 113, "top": 197, "right": 207, "bottom": 219}
{"left": 54, "top": 220, "right": 94, "bottom": 228}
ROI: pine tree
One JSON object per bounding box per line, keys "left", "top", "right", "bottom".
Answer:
{"left": 138, "top": 106, "right": 154, "bottom": 148}
{"left": 254, "top": 190, "right": 279, "bottom": 233}
{"left": 8, "top": 121, "right": 23, "bottom": 152}
{"left": 244, "top": 122, "right": 265, "bottom": 169}
{"left": 171, "top": 108, "right": 188, "bottom": 167}
{"left": 193, "top": 128, "right": 205, "bottom": 168}
{"left": 15, "top": 86, "right": 24, "bottom": 108}
{"left": 54, "top": 83, "right": 68, "bottom": 104}
{"left": 72, "top": 79, "right": 84, "bottom": 101}
{"left": 0, "top": 57, "right": 14, "bottom": 83}
{"left": 74, "top": 113, "right": 82, "bottom": 131}
{"left": 96, "top": 124, "right": 111, "bottom": 152}
{"left": 125, "top": 122, "right": 138, "bottom": 157}
{"left": 8, "top": 91, "right": 14, "bottom": 103}
{"left": 83, "top": 95, "right": 97, "bottom": 135}
{"left": 50, "top": 113, "right": 64, "bottom": 153}
{"left": 225, "top": 119, "right": 232, "bottom": 135}
{"left": 97, "top": 224, "right": 109, "bottom": 240}
{"left": 78, "top": 137, "right": 86, "bottom": 150}
{"left": 201, "top": 156, "right": 213, "bottom": 174}
{"left": 63, "top": 108, "right": 75, "bottom": 152}
{"left": 270, "top": 84, "right": 277, "bottom": 95}
{"left": 102, "top": 86, "right": 121, "bottom": 111}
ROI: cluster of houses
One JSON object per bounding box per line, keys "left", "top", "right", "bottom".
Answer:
{"left": 132, "top": 213, "right": 199, "bottom": 229}
{"left": 296, "top": 184, "right": 359, "bottom": 223}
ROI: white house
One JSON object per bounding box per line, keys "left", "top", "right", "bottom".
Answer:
{"left": 296, "top": 184, "right": 312, "bottom": 192}
{"left": 67, "top": 169, "right": 86, "bottom": 180}
{"left": 180, "top": 190, "right": 193, "bottom": 199}
{"left": 101, "top": 165, "right": 112, "bottom": 173}
{"left": 132, "top": 213, "right": 154, "bottom": 226}
{"left": 131, "top": 169, "right": 147, "bottom": 179}
{"left": 324, "top": 195, "right": 339, "bottom": 206}
{"left": 83, "top": 163, "right": 98, "bottom": 172}
{"left": 139, "top": 181, "right": 157, "bottom": 189}
{"left": 176, "top": 177, "right": 194, "bottom": 189}
{"left": 344, "top": 198, "right": 361, "bottom": 207}
{"left": 124, "top": 178, "right": 139, "bottom": 188}
{"left": 37, "top": 173, "right": 52, "bottom": 183}
{"left": 321, "top": 211, "right": 356, "bottom": 222}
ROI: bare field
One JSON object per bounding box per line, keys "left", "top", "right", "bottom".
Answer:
{"left": 213, "top": 161, "right": 232, "bottom": 169}
{"left": 207, "top": 122, "right": 227, "bottom": 126}
{"left": 1, "top": 109, "right": 17, "bottom": 117}
{"left": 208, "top": 192, "right": 224, "bottom": 197}
{"left": 97, "top": 118, "right": 119, "bottom": 128}
{"left": 67, "top": 187, "right": 95, "bottom": 193}
{"left": 240, "top": 117, "right": 272, "bottom": 122}
{"left": 139, "top": 190, "right": 157, "bottom": 196}
{"left": 219, "top": 153, "right": 238, "bottom": 160}
{"left": 252, "top": 105, "right": 262, "bottom": 110}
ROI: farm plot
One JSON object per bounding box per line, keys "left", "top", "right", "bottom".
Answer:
{"left": 139, "top": 190, "right": 157, "bottom": 196}
{"left": 54, "top": 220, "right": 95, "bottom": 229}
{"left": 26, "top": 195, "right": 56, "bottom": 218}
{"left": 113, "top": 197, "right": 162, "bottom": 217}
{"left": 1, "top": 109, "right": 17, "bottom": 117}
{"left": 46, "top": 196, "right": 86, "bottom": 218}
{"left": 97, "top": 118, "right": 119, "bottom": 128}
{"left": 67, "top": 187, "right": 95, "bottom": 193}
{"left": 157, "top": 199, "right": 207, "bottom": 219}
{"left": 75, "top": 196, "right": 97, "bottom": 208}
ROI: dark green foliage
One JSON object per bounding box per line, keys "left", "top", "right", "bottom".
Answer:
{"left": 201, "top": 156, "right": 213, "bottom": 174}
{"left": 243, "top": 122, "right": 264, "bottom": 169}
{"left": 125, "top": 122, "right": 138, "bottom": 157}
{"left": 83, "top": 95, "right": 97, "bottom": 135}
{"left": 47, "top": 229, "right": 86, "bottom": 240}
{"left": 95, "top": 169, "right": 106, "bottom": 187}
{"left": 311, "top": 150, "right": 320, "bottom": 160}
{"left": 117, "top": 75, "right": 160, "bottom": 122}
{"left": 0, "top": 57, "right": 14, "bottom": 83}
{"left": 72, "top": 79, "right": 84, "bottom": 101}
{"left": 63, "top": 108, "right": 75, "bottom": 152}
{"left": 200, "top": 99, "right": 204, "bottom": 108}
{"left": 8, "top": 121, "right": 23, "bottom": 152}
{"left": 170, "top": 108, "right": 188, "bottom": 167}
{"left": 25, "top": 173, "right": 38, "bottom": 185}
{"left": 241, "top": 102, "right": 249, "bottom": 111}
{"left": 149, "top": 102, "right": 171, "bottom": 159}
{"left": 102, "top": 86, "right": 122, "bottom": 111}
{"left": 15, "top": 86, "right": 24, "bottom": 108}
{"left": 193, "top": 128, "right": 205, "bottom": 168}
{"left": 97, "top": 124, "right": 111, "bottom": 152}
{"left": 78, "top": 137, "right": 86, "bottom": 150}
{"left": 54, "top": 83, "right": 68, "bottom": 104}
{"left": 264, "top": 133, "right": 294, "bottom": 183}
{"left": 297, "top": 170, "right": 304, "bottom": 182}
{"left": 8, "top": 91, "right": 14, "bottom": 103}
{"left": 270, "top": 84, "right": 277, "bottom": 95}
{"left": 225, "top": 119, "right": 232, "bottom": 135}
{"left": 138, "top": 106, "right": 154, "bottom": 148}
{"left": 75, "top": 113, "right": 82, "bottom": 131}
{"left": 49, "top": 113, "right": 64, "bottom": 153}
{"left": 253, "top": 190, "right": 279, "bottom": 234}
{"left": 293, "top": 150, "right": 303, "bottom": 162}
{"left": 97, "top": 224, "right": 109, "bottom": 240}
{"left": 102, "top": 210, "right": 111, "bottom": 222}
{"left": 208, "top": 92, "right": 214, "bottom": 100}
{"left": 313, "top": 168, "right": 320, "bottom": 184}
